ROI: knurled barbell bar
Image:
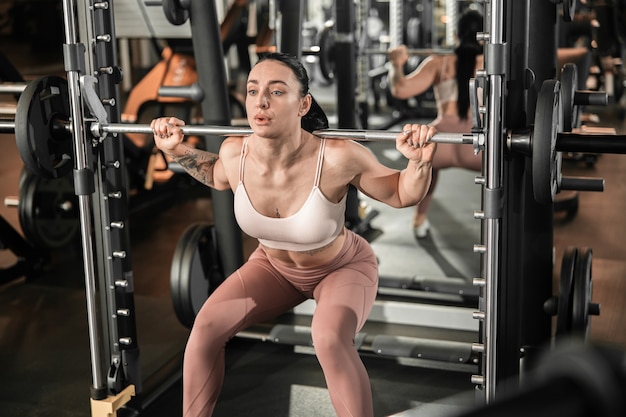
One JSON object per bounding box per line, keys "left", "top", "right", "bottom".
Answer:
{"left": 91, "top": 123, "right": 478, "bottom": 146}
{"left": 6, "top": 75, "right": 624, "bottom": 206}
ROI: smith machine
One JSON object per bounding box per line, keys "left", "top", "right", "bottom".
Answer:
{"left": 3, "top": 0, "right": 626, "bottom": 415}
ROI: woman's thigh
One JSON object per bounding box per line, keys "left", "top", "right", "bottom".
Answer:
{"left": 312, "top": 261, "right": 378, "bottom": 335}
{"left": 196, "top": 255, "right": 307, "bottom": 336}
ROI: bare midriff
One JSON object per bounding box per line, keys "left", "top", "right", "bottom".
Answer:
{"left": 262, "top": 227, "right": 347, "bottom": 268}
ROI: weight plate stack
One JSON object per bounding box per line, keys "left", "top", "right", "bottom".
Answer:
{"left": 15, "top": 76, "right": 73, "bottom": 179}
{"left": 18, "top": 169, "right": 79, "bottom": 249}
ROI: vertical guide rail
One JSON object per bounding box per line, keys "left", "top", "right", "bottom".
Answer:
{"left": 388, "top": 0, "right": 402, "bottom": 48}
{"left": 79, "top": 0, "right": 143, "bottom": 402}
{"left": 61, "top": 0, "right": 107, "bottom": 399}
{"left": 444, "top": 0, "right": 457, "bottom": 48}
{"left": 481, "top": 0, "right": 506, "bottom": 402}
{"left": 355, "top": 0, "right": 370, "bottom": 129}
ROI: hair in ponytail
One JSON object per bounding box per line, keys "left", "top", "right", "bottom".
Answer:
{"left": 454, "top": 10, "right": 483, "bottom": 120}
{"left": 301, "top": 95, "right": 329, "bottom": 132}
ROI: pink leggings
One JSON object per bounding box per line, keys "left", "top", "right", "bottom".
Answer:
{"left": 183, "top": 229, "right": 379, "bottom": 417}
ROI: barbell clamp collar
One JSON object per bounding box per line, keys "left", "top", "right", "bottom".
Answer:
{"left": 91, "top": 121, "right": 105, "bottom": 139}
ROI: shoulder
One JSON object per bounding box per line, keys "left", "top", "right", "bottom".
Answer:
{"left": 419, "top": 55, "right": 440, "bottom": 69}
{"left": 416, "top": 55, "right": 446, "bottom": 77}
{"left": 321, "top": 137, "right": 376, "bottom": 167}
{"left": 322, "top": 136, "right": 368, "bottom": 152}
{"left": 428, "top": 54, "right": 453, "bottom": 66}
{"left": 219, "top": 136, "right": 246, "bottom": 158}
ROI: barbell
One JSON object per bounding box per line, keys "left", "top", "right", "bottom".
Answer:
{"left": 93, "top": 123, "right": 478, "bottom": 146}
{"left": 6, "top": 75, "right": 480, "bottom": 180}
{"left": 4, "top": 74, "right": 622, "bottom": 206}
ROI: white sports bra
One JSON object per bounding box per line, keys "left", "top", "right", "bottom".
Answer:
{"left": 433, "top": 56, "right": 458, "bottom": 105}
{"left": 234, "top": 138, "right": 346, "bottom": 251}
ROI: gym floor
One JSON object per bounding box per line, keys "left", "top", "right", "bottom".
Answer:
{"left": 1, "top": 35, "right": 625, "bottom": 417}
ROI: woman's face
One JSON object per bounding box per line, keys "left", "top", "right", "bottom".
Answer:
{"left": 245, "top": 60, "right": 309, "bottom": 136}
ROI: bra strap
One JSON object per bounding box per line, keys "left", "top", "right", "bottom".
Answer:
{"left": 239, "top": 137, "right": 250, "bottom": 182}
{"left": 313, "top": 139, "right": 325, "bottom": 187}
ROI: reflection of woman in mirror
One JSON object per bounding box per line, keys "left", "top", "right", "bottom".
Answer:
{"left": 387, "top": 9, "right": 484, "bottom": 239}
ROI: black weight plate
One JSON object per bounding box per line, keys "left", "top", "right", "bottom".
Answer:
{"left": 18, "top": 169, "right": 79, "bottom": 249}
{"left": 318, "top": 23, "right": 336, "bottom": 84}
{"left": 532, "top": 79, "right": 562, "bottom": 205}
{"left": 556, "top": 246, "right": 577, "bottom": 336}
{"left": 561, "top": 63, "right": 579, "bottom": 132}
{"left": 171, "top": 223, "right": 224, "bottom": 328}
{"left": 572, "top": 247, "right": 593, "bottom": 338}
{"left": 15, "top": 76, "right": 73, "bottom": 179}
{"left": 162, "top": 0, "right": 189, "bottom": 26}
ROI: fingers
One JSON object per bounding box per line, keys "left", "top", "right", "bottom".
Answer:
{"left": 388, "top": 45, "right": 409, "bottom": 65}
{"left": 151, "top": 117, "right": 185, "bottom": 139}
{"left": 401, "top": 124, "right": 435, "bottom": 149}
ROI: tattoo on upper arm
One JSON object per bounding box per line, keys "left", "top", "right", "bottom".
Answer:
{"left": 175, "top": 152, "right": 219, "bottom": 186}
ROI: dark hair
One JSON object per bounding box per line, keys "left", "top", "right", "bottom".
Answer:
{"left": 255, "top": 52, "right": 329, "bottom": 132}
{"left": 454, "top": 10, "right": 483, "bottom": 120}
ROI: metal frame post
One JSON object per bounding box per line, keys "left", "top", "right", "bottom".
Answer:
{"left": 473, "top": 0, "right": 507, "bottom": 403}
{"left": 189, "top": 0, "right": 244, "bottom": 277}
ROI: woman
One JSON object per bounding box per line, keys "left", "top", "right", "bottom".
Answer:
{"left": 388, "top": 9, "right": 484, "bottom": 238}
{"left": 151, "top": 52, "right": 436, "bottom": 417}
